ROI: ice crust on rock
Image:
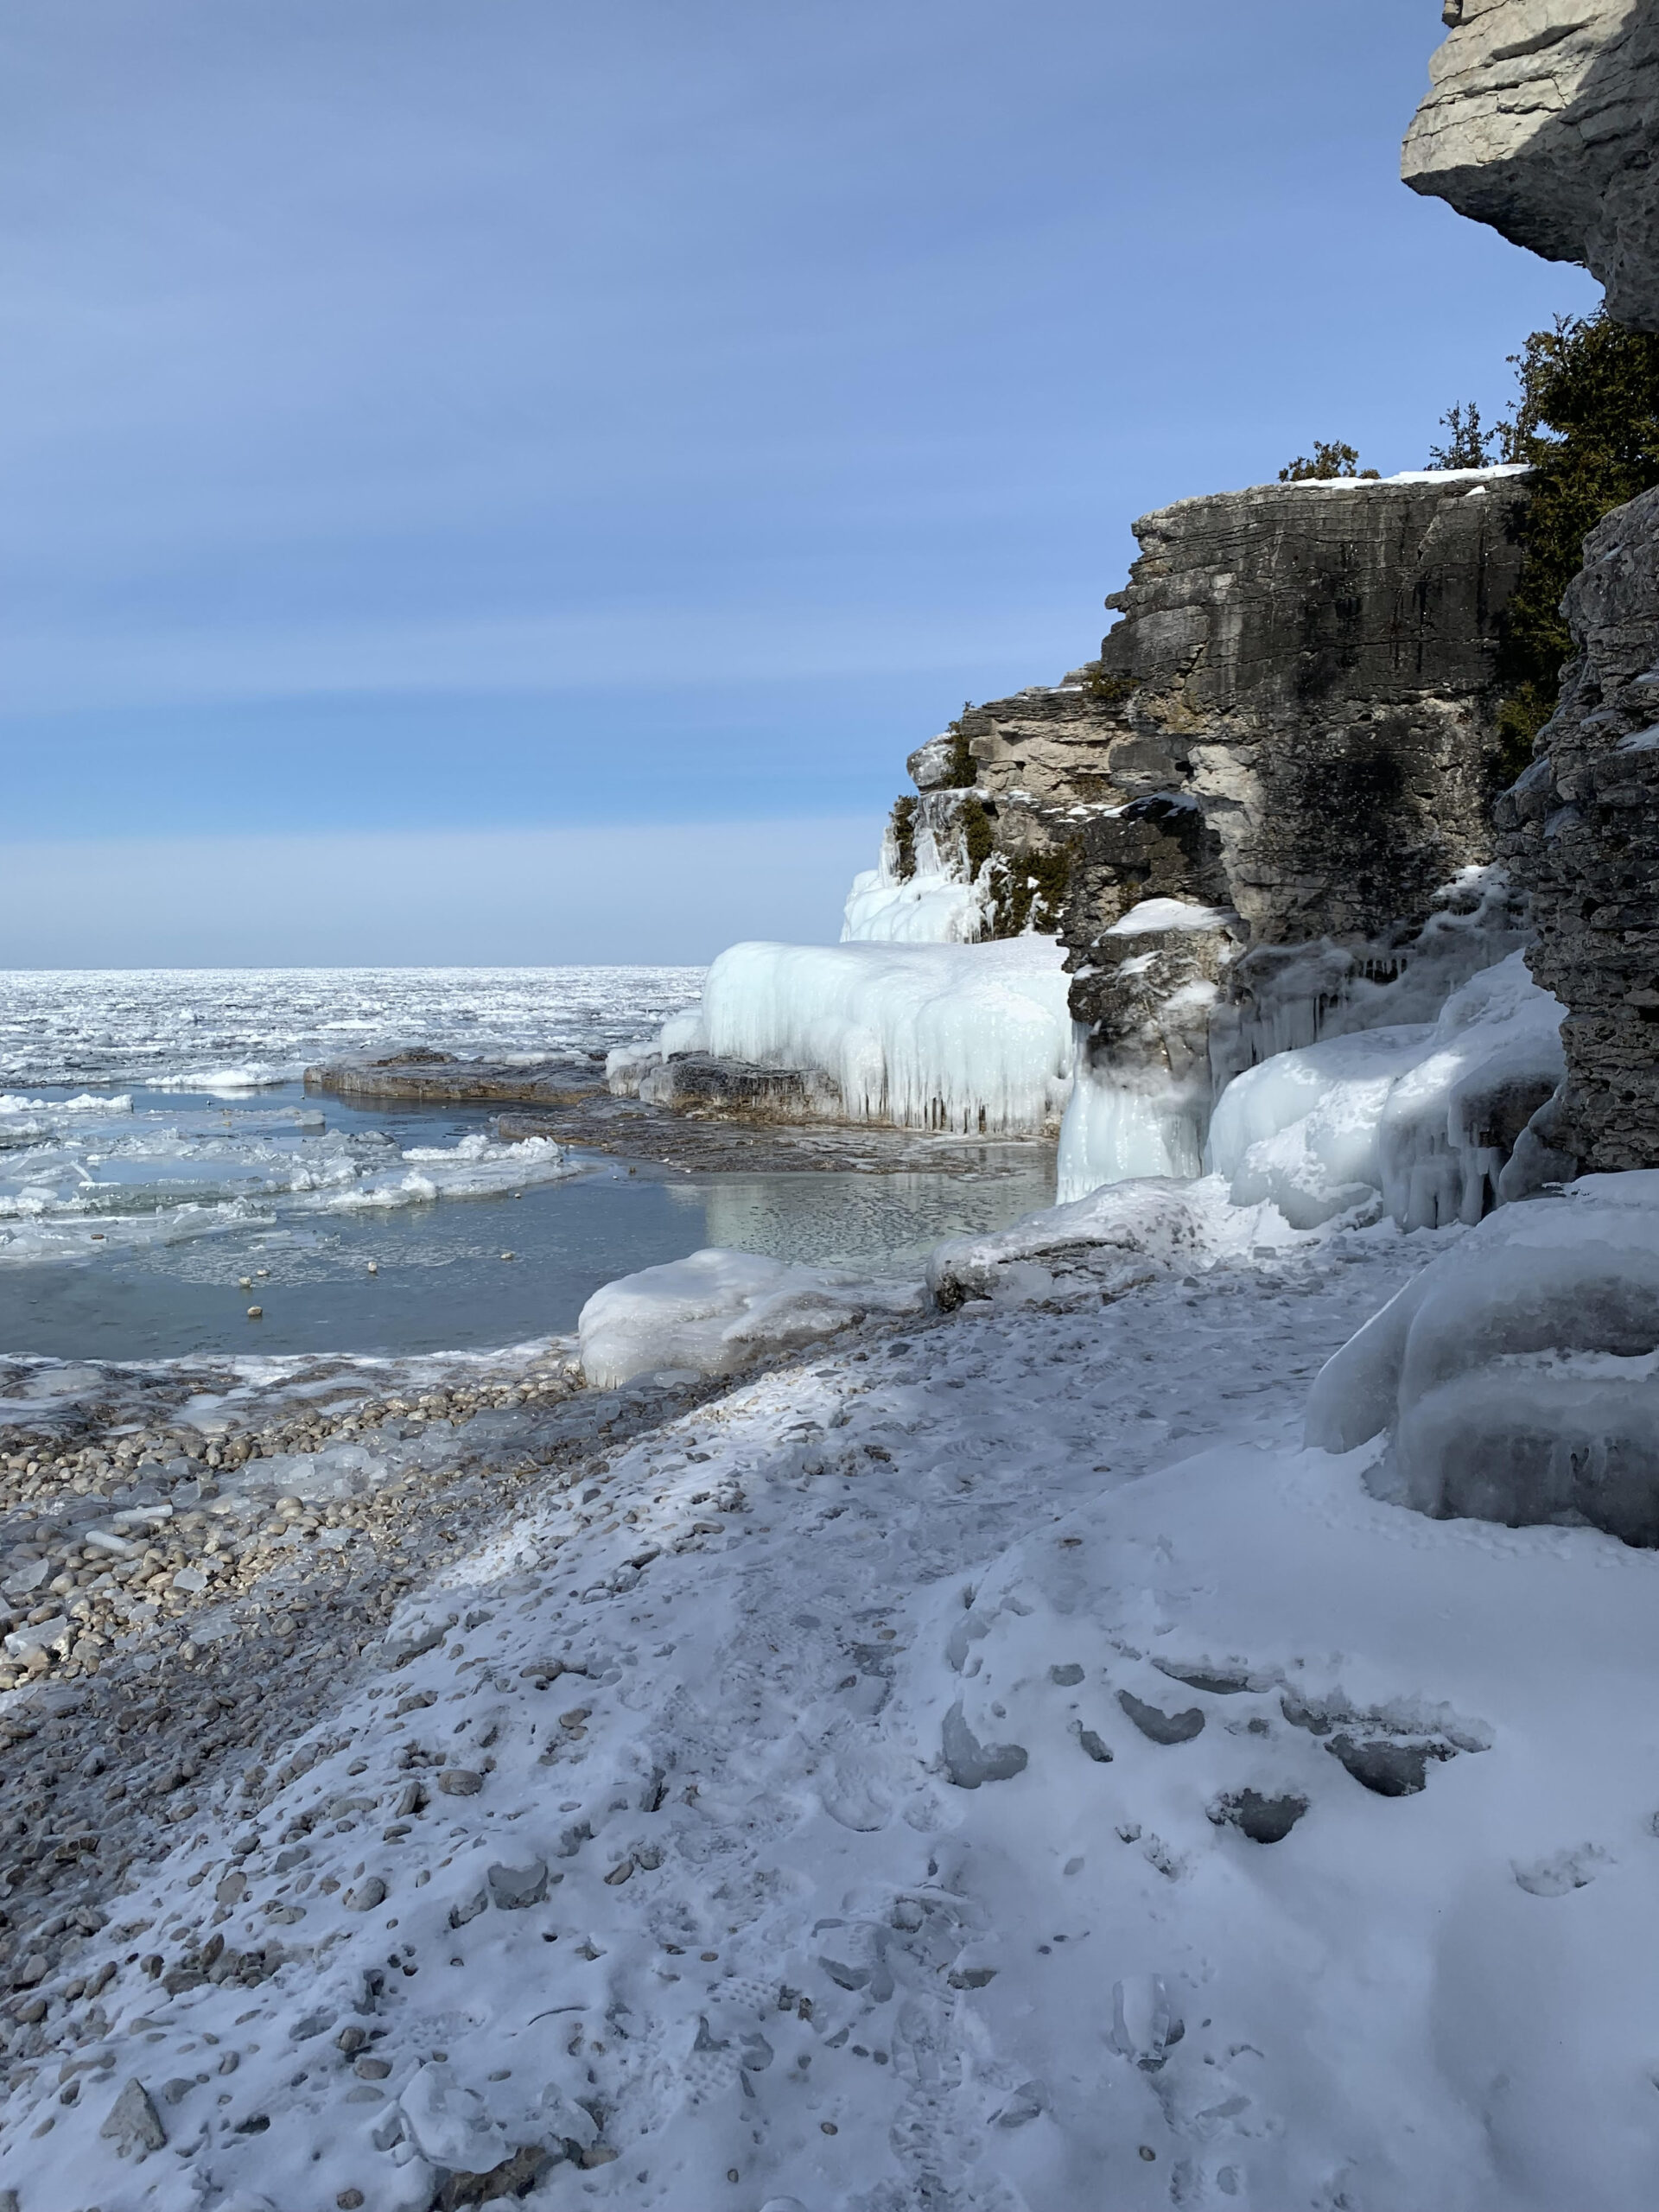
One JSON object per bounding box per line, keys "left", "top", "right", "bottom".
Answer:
{"left": 399, "top": 2061, "right": 511, "bottom": 2171}
{"left": 1308, "top": 1170, "right": 1659, "bottom": 1543}
{"left": 615, "top": 938, "right": 1074, "bottom": 1137}
{"left": 1055, "top": 876, "right": 1541, "bottom": 1213}
{"left": 1203, "top": 951, "right": 1565, "bottom": 1231}
{"left": 927, "top": 1172, "right": 1306, "bottom": 1308}
{"left": 577, "top": 1246, "right": 925, "bottom": 1386}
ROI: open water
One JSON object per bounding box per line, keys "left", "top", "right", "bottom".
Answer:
{"left": 0, "top": 969, "right": 1052, "bottom": 1359}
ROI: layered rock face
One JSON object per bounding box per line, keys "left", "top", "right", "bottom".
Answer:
{"left": 1090, "top": 470, "right": 1530, "bottom": 950}
{"left": 1402, "top": 0, "right": 1659, "bottom": 334}
{"left": 1495, "top": 486, "right": 1659, "bottom": 1168}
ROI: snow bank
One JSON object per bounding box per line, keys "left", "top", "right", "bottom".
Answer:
{"left": 1308, "top": 1169, "right": 1659, "bottom": 1544}
{"left": 1205, "top": 951, "right": 1565, "bottom": 1230}
{"left": 617, "top": 938, "right": 1074, "bottom": 1136}
{"left": 577, "top": 1247, "right": 925, "bottom": 1386}
{"left": 40, "top": 1231, "right": 1659, "bottom": 2211}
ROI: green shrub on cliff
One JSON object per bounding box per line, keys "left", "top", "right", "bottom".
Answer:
{"left": 942, "top": 704, "right": 977, "bottom": 788}
{"left": 888, "top": 796, "right": 918, "bottom": 882}
{"left": 988, "top": 844, "right": 1077, "bottom": 938}
{"left": 957, "top": 795, "right": 995, "bottom": 882}
{"left": 1279, "top": 442, "right": 1380, "bottom": 482}
{"left": 1427, "top": 401, "right": 1500, "bottom": 470}
{"left": 1082, "top": 663, "right": 1138, "bottom": 705}
{"left": 1491, "top": 309, "right": 1659, "bottom": 765}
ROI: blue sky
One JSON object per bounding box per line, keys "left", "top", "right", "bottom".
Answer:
{"left": 0, "top": 1, "right": 1599, "bottom": 963}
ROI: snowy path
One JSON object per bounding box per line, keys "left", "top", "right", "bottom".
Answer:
{"left": 6, "top": 1222, "right": 1659, "bottom": 2210}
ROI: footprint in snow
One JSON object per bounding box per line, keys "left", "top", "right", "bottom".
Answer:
{"left": 1512, "top": 1842, "right": 1612, "bottom": 1896}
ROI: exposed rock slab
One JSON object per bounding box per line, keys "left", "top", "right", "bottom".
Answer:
{"left": 1403, "top": 0, "right": 1659, "bottom": 334}
{"left": 305, "top": 1055, "right": 593, "bottom": 1107}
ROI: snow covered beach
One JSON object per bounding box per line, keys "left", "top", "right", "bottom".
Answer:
{"left": 4, "top": 1149, "right": 1659, "bottom": 2209}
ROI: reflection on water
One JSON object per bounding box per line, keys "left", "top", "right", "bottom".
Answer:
{"left": 677, "top": 1169, "right": 1052, "bottom": 1271}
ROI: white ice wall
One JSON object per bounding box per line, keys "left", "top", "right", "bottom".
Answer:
{"left": 632, "top": 938, "right": 1074, "bottom": 1136}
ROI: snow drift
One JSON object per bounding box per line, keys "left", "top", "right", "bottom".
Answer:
{"left": 1308, "top": 1170, "right": 1659, "bottom": 1543}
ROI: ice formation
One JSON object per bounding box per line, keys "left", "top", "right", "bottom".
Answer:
{"left": 1205, "top": 951, "right": 1565, "bottom": 1231}
{"left": 615, "top": 938, "right": 1074, "bottom": 1136}
{"left": 841, "top": 795, "right": 988, "bottom": 944}
{"left": 1058, "top": 874, "right": 1546, "bottom": 1216}
{"left": 577, "top": 1246, "right": 925, "bottom": 1386}
{"left": 1307, "top": 1169, "right": 1659, "bottom": 1543}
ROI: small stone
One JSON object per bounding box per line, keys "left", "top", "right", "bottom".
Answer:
{"left": 246, "top": 1307, "right": 263, "bottom": 1320}
{"left": 1117, "top": 1689, "right": 1205, "bottom": 1745}
{"left": 338, "top": 2193, "right": 366, "bottom": 2209}
{"left": 344, "top": 1877, "right": 388, "bottom": 1912}
{"left": 355, "top": 2056, "right": 391, "bottom": 2080}
{"left": 486, "top": 1858, "right": 548, "bottom": 1910}
{"left": 437, "top": 1769, "right": 482, "bottom": 1797}
{"left": 336, "top": 2026, "right": 366, "bottom": 2054}
{"left": 100, "top": 2076, "right": 168, "bottom": 2155}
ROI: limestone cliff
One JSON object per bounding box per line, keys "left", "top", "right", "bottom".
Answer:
{"left": 1408, "top": 0, "right": 1659, "bottom": 1173}
{"left": 1495, "top": 486, "right": 1659, "bottom": 1169}
{"left": 866, "top": 467, "right": 1532, "bottom": 1109}
{"left": 1088, "top": 469, "right": 1529, "bottom": 948}
{"left": 1402, "top": 0, "right": 1659, "bottom": 334}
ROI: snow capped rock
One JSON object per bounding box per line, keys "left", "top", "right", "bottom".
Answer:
{"left": 1308, "top": 1167, "right": 1659, "bottom": 1542}
{"left": 399, "top": 2060, "right": 510, "bottom": 2171}
{"left": 578, "top": 1246, "right": 925, "bottom": 1386}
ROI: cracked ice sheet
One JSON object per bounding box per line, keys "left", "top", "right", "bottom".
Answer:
{"left": 9, "top": 1220, "right": 1659, "bottom": 2210}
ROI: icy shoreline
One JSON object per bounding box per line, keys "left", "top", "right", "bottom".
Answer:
{"left": 6, "top": 1178, "right": 1659, "bottom": 2209}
